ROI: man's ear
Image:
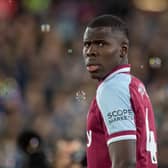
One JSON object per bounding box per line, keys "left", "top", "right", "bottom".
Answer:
{"left": 120, "top": 42, "right": 128, "bottom": 58}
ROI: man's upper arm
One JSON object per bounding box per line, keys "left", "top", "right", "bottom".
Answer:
{"left": 108, "top": 140, "right": 136, "bottom": 168}
{"left": 96, "top": 79, "right": 136, "bottom": 143}
{"left": 96, "top": 76, "right": 137, "bottom": 167}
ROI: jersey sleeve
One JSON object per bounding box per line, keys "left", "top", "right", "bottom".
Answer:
{"left": 96, "top": 77, "right": 136, "bottom": 145}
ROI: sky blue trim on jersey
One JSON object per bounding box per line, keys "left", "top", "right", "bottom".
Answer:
{"left": 96, "top": 72, "right": 136, "bottom": 135}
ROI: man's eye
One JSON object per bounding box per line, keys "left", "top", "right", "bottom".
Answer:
{"left": 84, "top": 42, "right": 90, "bottom": 48}
{"left": 98, "top": 42, "right": 104, "bottom": 47}
{"left": 95, "top": 42, "right": 104, "bottom": 47}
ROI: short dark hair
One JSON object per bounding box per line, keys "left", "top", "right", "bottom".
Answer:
{"left": 87, "top": 14, "right": 129, "bottom": 39}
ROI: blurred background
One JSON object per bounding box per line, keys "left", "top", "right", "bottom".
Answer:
{"left": 0, "top": 0, "right": 168, "bottom": 167}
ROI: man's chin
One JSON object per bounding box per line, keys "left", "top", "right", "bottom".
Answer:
{"left": 89, "top": 72, "right": 102, "bottom": 80}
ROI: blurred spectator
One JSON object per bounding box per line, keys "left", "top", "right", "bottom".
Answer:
{"left": 17, "top": 129, "right": 52, "bottom": 168}
{"left": 53, "top": 137, "right": 86, "bottom": 168}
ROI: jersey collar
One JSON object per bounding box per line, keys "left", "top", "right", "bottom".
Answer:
{"left": 102, "top": 64, "right": 131, "bottom": 81}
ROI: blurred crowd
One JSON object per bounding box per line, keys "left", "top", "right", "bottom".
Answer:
{"left": 0, "top": 0, "right": 168, "bottom": 167}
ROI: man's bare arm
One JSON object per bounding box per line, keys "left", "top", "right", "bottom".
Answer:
{"left": 108, "top": 140, "right": 136, "bottom": 168}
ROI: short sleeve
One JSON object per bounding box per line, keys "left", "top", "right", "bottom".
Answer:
{"left": 96, "top": 74, "right": 136, "bottom": 144}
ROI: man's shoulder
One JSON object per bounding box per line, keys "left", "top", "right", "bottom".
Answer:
{"left": 130, "top": 74, "right": 144, "bottom": 85}
{"left": 97, "top": 73, "right": 131, "bottom": 93}
{"left": 129, "top": 75, "right": 146, "bottom": 92}
{"left": 96, "top": 73, "right": 132, "bottom": 102}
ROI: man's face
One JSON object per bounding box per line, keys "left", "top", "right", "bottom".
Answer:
{"left": 83, "top": 27, "right": 124, "bottom": 80}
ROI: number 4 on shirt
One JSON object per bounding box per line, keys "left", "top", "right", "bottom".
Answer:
{"left": 145, "top": 108, "right": 157, "bottom": 164}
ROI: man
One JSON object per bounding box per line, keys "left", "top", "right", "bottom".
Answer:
{"left": 83, "top": 15, "right": 158, "bottom": 168}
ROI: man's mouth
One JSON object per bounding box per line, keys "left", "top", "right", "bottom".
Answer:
{"left": 86, "top": 65, "right": 100, "bottom": 72}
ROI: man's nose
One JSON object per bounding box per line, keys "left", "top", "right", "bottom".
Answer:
{"left": 86, "top": 45, "right": 97, "bottom": 57}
